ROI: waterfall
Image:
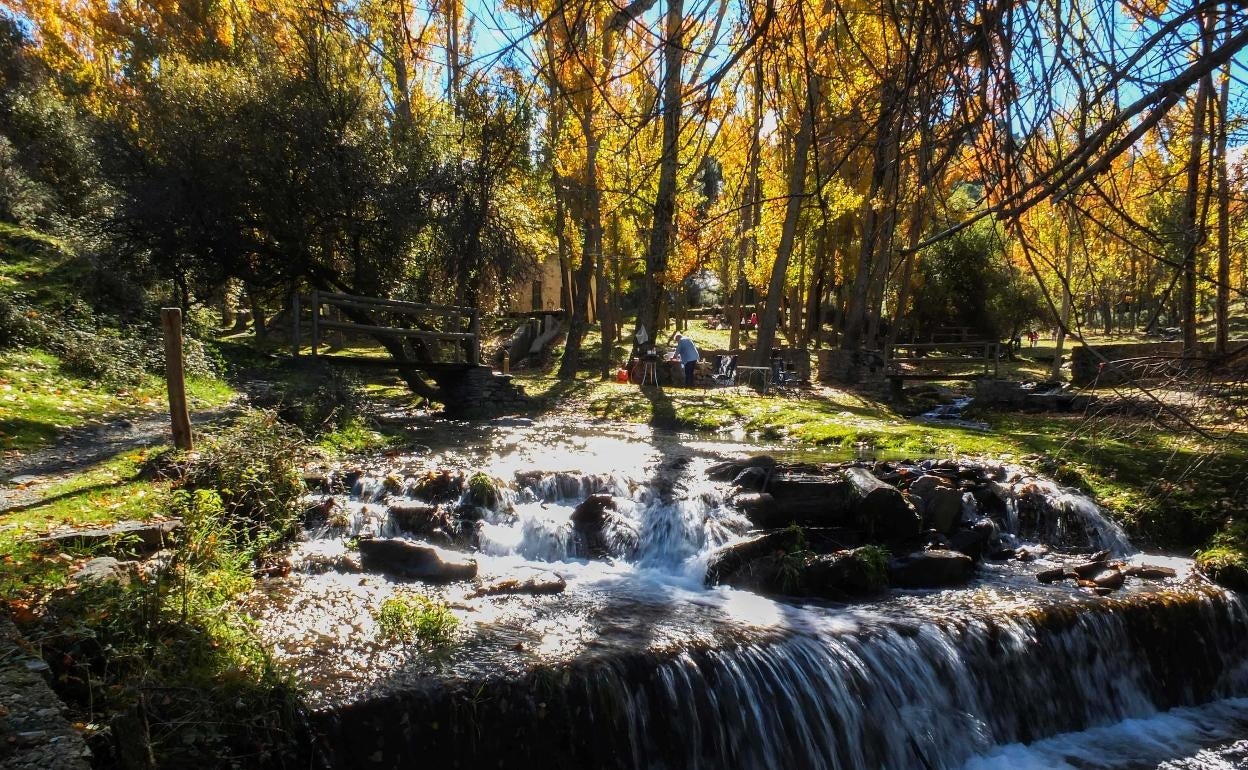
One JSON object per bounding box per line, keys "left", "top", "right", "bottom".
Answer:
{"left": 309, "top": 588, "right": 1248, "bottom": 770}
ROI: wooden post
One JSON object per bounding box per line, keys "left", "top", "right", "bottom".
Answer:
{"left": 469, "top": 310, "right": 481, "bottom": 365}
{"left": 160, "top": 308, "right": 193, "bottom": 451}
{"left": 291, "top": 292, "right": 301, "bottom": 358}
{"left": 310, "top": 290, "right": 320, "bottom": 358}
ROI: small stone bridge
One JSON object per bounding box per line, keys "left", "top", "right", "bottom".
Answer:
{"left": 290, "top": 290, "right": 529, "bottom": 416}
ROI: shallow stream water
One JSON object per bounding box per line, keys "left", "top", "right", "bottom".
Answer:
{"left": 253, "top": 418, "right": 1248, "bottom": 769}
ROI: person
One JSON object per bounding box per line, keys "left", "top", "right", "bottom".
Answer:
{"left": 673, "top": 333, "right": 700, "bottom": 387}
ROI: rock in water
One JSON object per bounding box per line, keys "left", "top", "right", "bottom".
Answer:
{"left": 1126, "top": 564, "right": 1178, "bottom": 580}
{"left": 358, "top": 538, "right": 477, "bottom": 582}
{"left": 387, "top": 501, "right": 441, "bottom": 534}
{"left": 705, "top": 529, "right": 803, "bottom": 587}
{"left": 1036, "top": 567, "right": 1069, "bottom": 584}
{"left": 888, "top": 549, "right": 975, "bottom": 588}
{"left": 1091, "top": 568, "right": 1125, "bottom": 590}
{"left": 803, "top": 548, "right": 888, "bottom": 597}
{"left": 920, "top": 486, "right": 964, "bottom": 534}
{"left": 764, "top": 475, "right": 853, "bottom": 526}
{"left": 570, "top": 494, "right": 615, "bottom": 526}
{"left": 845, "top": 467, "right": 921, "bottom": 540}
{"left": 470, "top": 569, "right": 566, "bottom": 597}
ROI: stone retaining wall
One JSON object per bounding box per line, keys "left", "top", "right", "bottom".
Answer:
{"left": 438, "top": 366, "right": 532, "bottom": 417}
{"left": 1071, "top": 341, "right": 1214, "bottom": 386}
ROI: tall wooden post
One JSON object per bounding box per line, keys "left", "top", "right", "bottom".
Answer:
{"left": 310, "top": 289, "right": 320, "bottom": 358}
{"left": 160, "top": 308, "right": 193, "bottom": 451}
{"left": 291, "top": 291, "right": 301, "bottom": 358}
{"left": 469, "top": 309, "right": 481, "bottom": 365}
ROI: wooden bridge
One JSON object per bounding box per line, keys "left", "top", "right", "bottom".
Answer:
{"left": 287, "top": 290, "right": 530, "bottom": 416}
{"left": 884, "top": 340, "right": 1002, "bottom": 397}
{"left": 291, "top": 290, "right": 480, "bottom": 366}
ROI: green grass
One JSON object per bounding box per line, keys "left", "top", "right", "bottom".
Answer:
{"left": 0, "top": 349, "right": 235, "bottom": 451}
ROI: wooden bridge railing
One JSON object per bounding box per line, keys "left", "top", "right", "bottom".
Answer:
{"left": 292, "top": 290, "right": 480, "bottom": 365}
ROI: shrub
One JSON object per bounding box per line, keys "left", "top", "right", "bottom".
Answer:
{"left": 268, "top": 367, "right": 366, "bottom": 435}
{"left": 181, "top": 409, "right": 305, "bottom": 563}
{"left": 374, "top": 593, "right": 459, "bottom": 650}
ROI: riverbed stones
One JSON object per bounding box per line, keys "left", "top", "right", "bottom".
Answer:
{"left": 916, "top": 485, "right": 963, "bottom": 533}
{"left": 803, "top": 548, "right": 888, "bottom": 597}
{"left": 706, "top": 455, "right": 778, "bottom": 481}
{"left": 887, "top": 549, "right": 975, "bottom": 588}
{"left": 357, "top": 538, "right": 477, "bottom": 582}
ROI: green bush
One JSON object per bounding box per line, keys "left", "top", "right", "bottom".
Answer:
{"left": 374, "top": 592, "right": 459, "bottom": 650}
{"left": 182, "top": 409, "right": 305, "bottom": 563}
{"left": 0, "top": 295, "right": 218, "bottom": 383}
{"left": 270, "top": 367, "right": 366, "bottom": 435}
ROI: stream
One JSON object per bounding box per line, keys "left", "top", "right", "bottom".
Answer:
{"left": 253, "top": 418, "right": 1248, "bottom": 769}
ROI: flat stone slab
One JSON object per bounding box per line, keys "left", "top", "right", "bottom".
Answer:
{"left": 0, "top": 617, "right": 91, "bottom": 770}
{"left": 30, "top": 519, "right": 180, "bottom": 556}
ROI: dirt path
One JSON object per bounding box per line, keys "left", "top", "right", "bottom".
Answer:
{"left": 0, "top": 406, "right": 239, "bottom": 513}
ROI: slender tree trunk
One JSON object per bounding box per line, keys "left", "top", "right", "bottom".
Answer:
{"left": 755, "top": 70, "right": 815, "bottom": 366}
{"left": 1180, "top": 13, "right": 1213, "bottom": 355}
{"left": 1051, "top": 212, "right": 1075, "bottom": 381}
{"left": 1215, "top": 6, "right": 1232, "bottom": 355}
{"left": 635, "top": 0, "right": 685, "bottom": 346}
{"left": 843, "top": 85, "right": 900, "bottom": 351}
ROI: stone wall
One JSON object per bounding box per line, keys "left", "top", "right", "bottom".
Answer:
{"left": 818, "top": 349, "right": 887, "bottom": 386}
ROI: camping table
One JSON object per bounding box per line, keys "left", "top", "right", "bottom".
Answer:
{"left": 736, "top": 365, "right": 772, "bottom": 394}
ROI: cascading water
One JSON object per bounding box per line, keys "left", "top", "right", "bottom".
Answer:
{"left": 261, "top": 422, "right": 1248, "bottom": 770}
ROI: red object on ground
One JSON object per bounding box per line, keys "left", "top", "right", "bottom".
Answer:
{"left": 617, "top": 368, "right": 629, "bottom": 383}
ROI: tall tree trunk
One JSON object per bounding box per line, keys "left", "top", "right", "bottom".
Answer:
{"left": 1051, "top": 212, "right": 1075, "bottom": 381}
{"left": 842, "top": 85, "right": 900, "bottom": 351}
{"left": 887, "top": 196, "right": 927, "bottom": 352}
{"left": 1180, "top": 13, "right": 1213, "bottom": 355}
{"left": 635, "top": 0, "right": 685, "bottom": 347}
{"left": 559, "top": 114, "right": 601, "bottom": 379}
{"left": 1214, "top": 5, "right": 1232, "bottom": 355}
{"left": 755, "top": 70, "right": 815, "bottom": 366}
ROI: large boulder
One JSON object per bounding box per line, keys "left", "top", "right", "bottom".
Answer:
{"left": 387, "top": 500, "right": 441, "bottom": 533}
{"left": 358, "top": 538, "right": 478, "bottom": 582}
{"left": 916, "top": 486, "right": 963, "bottom": 534}
{"left": 845, "top": 467, "right": 921, "bottom": 541}
{"left": 569, "top": 494, "right": 637, "bottom": 559}
{"left": 888, "top": 549, "right": 975, "bottom": 588}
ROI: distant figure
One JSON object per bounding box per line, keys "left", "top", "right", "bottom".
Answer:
{"left": 749, "top": 311, "right": 759, "bottom": 328}
{"left": 674, "top": 333, "right": 700, "bottom": 387}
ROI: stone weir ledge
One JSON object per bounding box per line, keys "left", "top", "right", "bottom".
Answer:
{"left": 303, "top": 586, "right": 1248, "bottom": 770}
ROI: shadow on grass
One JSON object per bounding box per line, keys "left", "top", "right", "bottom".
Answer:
{"left": 1, "top": 478, "right": 127, "bottom": 516}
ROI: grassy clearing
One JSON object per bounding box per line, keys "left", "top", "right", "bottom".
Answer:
{"left": 0, "top": 349, "right": 234, "bottom": 451}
